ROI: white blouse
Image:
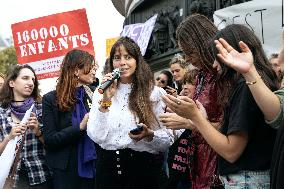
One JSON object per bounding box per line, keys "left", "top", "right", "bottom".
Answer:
{"left": 87, "top": 83, "right": 173, "bottom": 154}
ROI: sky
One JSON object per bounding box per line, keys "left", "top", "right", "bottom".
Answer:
{"left": 0, "top": 0, "right": 125, "bottom": 94}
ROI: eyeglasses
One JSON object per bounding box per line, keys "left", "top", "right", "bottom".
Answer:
{"left": 156, "top": 77, "right": 166, "bottom": 84}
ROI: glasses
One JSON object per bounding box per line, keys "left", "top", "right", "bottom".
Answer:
{"left": 156, "top": 77, "right": 166, "bottom": 84}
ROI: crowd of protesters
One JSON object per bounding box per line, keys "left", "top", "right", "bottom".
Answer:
{"left": 1, "top": 13, "right": 284, "bottom": 189}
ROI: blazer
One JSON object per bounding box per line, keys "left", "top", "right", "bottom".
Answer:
{"left": 42, "top": 90, "right": 85, "bottom": 170}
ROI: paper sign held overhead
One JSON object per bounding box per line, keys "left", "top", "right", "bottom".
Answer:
{"left": 11, "top": 9, "right": 95, "bottom": 80}
{"left": 121, "top": 14, "right": 157, "bottom": 56}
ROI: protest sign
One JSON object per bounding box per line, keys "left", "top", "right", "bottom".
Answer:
{"left": 214, "top": 0, "right": 283, "bottom": 55}
{"left": 0, "top": 105, "right": 34, "bottom": 189}
{"left": 106, "top": 37, "right": 119, "bottom": 57}
{"left": 11, "top": 9, "right": 94, "bottom": 79}
{"left": 121, "top": 14, "right": 157, "bottom": 56}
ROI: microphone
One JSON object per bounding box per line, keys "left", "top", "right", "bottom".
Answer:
{"left": 98, "top": 68, "right": 121, "bottom": 94}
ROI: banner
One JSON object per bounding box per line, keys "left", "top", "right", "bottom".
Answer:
{"left": 0, "top": 105, "right": 34, "bottom": 189}
{"left": 213, "top": 0, "right": 283, "bottom": 55}
{"left": 11, "top": 9, "right": 94, "bottom": 80}
{"left": 121, "top": 14, "right": 157, "bottom": 56}
{"left": 106, "top": 37, "right": 119, "bottom": 57}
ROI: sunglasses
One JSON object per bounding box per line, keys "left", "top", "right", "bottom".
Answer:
{"left": 156, "top": 77, "right": 166, "bottom": 84}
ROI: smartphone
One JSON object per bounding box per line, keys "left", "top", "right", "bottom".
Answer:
{"left": 130, "top": 125, "right": 143, "bottom": 135}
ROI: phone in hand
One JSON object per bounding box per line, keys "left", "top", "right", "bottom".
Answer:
{"left": 130, "top": 125, "right": 143, "bottom": 135}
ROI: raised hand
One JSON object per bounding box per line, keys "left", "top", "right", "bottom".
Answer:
{"left": 215, "top": 38, "right": 254, "bottom": 74}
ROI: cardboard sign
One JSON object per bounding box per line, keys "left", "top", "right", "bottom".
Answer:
{"left": 11, "top": 9, "right": 94, "bottom": 79}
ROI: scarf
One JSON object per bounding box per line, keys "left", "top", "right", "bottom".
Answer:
{"left": 10, "top": 98, "right": 35, "bottom": 120}
{"left": 72, "top": 86, "right": 96, "bottom": 178}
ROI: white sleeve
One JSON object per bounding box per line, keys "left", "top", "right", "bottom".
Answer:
{"left": 141, "top": 87, "right": 174, "bottom": 152}
{"left": 87, "top": 91, "right": 110, "bottom": 144}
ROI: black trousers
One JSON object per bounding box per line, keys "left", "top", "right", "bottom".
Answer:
{"left": 16, "top": 169, "right": 52, "bottom": 189}
{"left": 52, "top": 146, "right": 95, "bottom": 189}
{"left": 95, "top": 147, "right": 168, "bottom": 189}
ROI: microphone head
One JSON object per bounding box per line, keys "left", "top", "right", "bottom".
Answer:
{"left": 112, "top": 68, "right": 121, "bottom": 79}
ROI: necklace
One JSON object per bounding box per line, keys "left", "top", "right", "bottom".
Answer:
{"left": 12, "top": 100, "right": 25, "bottom": 102}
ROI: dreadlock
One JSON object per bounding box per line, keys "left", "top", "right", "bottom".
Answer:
{"left": 176, "top": 14, "right": 218, "bottom": 73}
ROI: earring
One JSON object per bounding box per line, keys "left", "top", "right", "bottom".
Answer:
{"left": 77, "top": 76, "right": 80, "bottom": 80}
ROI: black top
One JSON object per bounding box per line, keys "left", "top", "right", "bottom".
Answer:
{"left": 218, "top": 79, "right": 276, "bottom": 175}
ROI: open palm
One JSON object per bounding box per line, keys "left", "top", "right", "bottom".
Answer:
{"left": 215, "top": 38, "right": 254, "bottom": 74}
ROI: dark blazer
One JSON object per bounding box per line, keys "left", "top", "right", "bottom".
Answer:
{"left": 42, "top": 90, "right": 85, "bottom": 170}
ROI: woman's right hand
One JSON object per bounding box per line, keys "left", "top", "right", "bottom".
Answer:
{"left": 8, "top": 124, "right": 26, "bottom": 140}
{"left": 101, "top": 72, "right": 118, "bottom": 100}
{"left": 214, "top": 38, "right": 254, "bottom": 74}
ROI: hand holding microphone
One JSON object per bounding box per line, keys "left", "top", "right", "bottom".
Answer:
{"left": 98, "top": 68, "right": 121, "bottom": 95}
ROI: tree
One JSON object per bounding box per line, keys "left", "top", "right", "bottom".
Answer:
{"left": 0, "top": 47, "right": 18, "bottom": 74}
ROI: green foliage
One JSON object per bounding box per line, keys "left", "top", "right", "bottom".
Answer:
{"left": 0, "top": 47, "right": 18, "bottom": 74}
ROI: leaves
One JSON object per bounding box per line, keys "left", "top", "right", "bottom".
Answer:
{"left": 0, "top": 47, "right": 18, "bottom": 74}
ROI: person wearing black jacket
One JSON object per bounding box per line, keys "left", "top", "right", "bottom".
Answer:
{"left": 42, "top": 49, "right": 96, "bottom": 189}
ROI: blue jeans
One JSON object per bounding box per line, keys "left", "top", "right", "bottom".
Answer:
{"left": 220, "top": 170, "right": 270, "bottom": 189}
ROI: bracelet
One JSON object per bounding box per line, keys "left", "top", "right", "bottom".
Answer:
{"left": 245, "top": 76, "right": 261, "bottom": 85}
{"left": 98, "top": 99, "right": 112, "bottom": 108}
{"left": 245, "top": 80, "right": 257, "bottom": 85}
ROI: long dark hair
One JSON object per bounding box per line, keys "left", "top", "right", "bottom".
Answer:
{"left": 160, "top": 70, "right": 174, "bottom": 88}
{"left": 176, "top": 14, "right": 218, "bottom": 73}
{"left": 56, "top": 49, "right": 94, "bottom": 111}
{"left": 211, "top": 24, "right": 279, "bottom": 109}
{"left": 0, "top": 64, "right": 41, "bottom": 109}
{"left": 109, "top": 37, "right": 157, "bottom": 128}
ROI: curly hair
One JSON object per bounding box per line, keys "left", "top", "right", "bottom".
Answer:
{"left": 176, "top": 14, "right": 217, "bottom": 73}
{"left": 0, "top": 64, "right": 41, "bottom": 109}
{"left": 56, "top": 49, "right": 94, "bottom": 111}
{"left": 109, "top": 37, "right": 158, "bottom": 128}
{"left": 181, "top": 69, "right": 199, "bottom": 85}
{"left": 169, "top": 53, "right": 190, "bottom": 69}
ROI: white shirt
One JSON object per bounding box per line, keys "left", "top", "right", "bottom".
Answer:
{"left": 87, "top": 83, "right": 173, "bottom": 154}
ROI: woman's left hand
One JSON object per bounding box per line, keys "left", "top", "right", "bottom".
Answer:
{"left": 159, "top": 112, "right": 196, "bottom": 130}
{"left": 162, "top": 94, "right": 200, "bottom": 120}
{"left": 128, "top": 123, "right": 154, "bottom": 142}
{"left": 27, "top": 112, "right": 41, "bottom": 136}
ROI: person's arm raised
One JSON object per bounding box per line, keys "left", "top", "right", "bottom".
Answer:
{"left": 215, "top": 38, "right": 280, "bottom": 122}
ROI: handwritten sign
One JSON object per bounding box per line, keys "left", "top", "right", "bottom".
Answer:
{"left": 214, "top": 0, "right": 283, "bottom": 55}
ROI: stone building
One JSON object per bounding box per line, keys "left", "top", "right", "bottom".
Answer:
{"left": 111, "top": 0, "right": 251, "bottom": 72}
